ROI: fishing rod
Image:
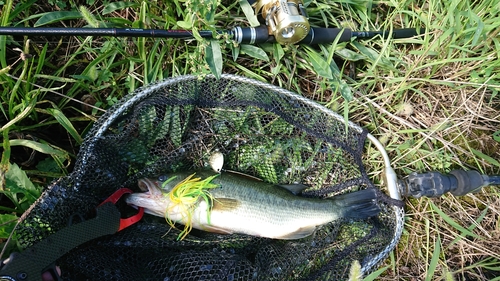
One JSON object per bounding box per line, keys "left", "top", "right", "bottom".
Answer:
{"left": 0, "top": 0, "right": 419, "bottom": 45}
{"left": 0, "top": 25, "right": 419, "bottom": 45}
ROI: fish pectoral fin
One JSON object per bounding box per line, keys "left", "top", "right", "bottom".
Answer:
{"left": 277, "top": 184, "right": 309, "bottom": 195}
{"left": 212, "top": 198, "right": 240, "bottom": 211}
{"left": 277, "top": 226, "right": 317, "bottom": 240}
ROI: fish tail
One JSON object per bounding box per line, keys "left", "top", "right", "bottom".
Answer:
{"left": 334, "top": 189, "right": 381, "bottom": 219}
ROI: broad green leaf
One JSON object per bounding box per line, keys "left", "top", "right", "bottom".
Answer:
{"left": 4, "top": 162, "right": 41, "bottom": 204}
{"left": 239, "top": 0, "right": 260, "bottom": 27}
{"left": 231, "top": 45, "right": 240, "bottom": 61}
{"left": 351, "top": 41, "right": 394, "bottom": 69}
{"left": 304, "top": 47, "right": 333, "bottom": 79}
{"left": 102, "top": 1, "right": 139, "bottom": 15}
{"left": 273, "top": 43, "right": 284, "bottom": 62}
{"left": 139, "top": 1, "right": 147, "bottom": 28}
{"left": 34, "top": 11, "right": 82, "bottom": 27}
{"left": 36, "top": 157, "right": 65, "bottom": 176}
{"left": 339, "top": 80, "right": 353, "bottom": 101}
{"left": 177, "top": 20, "right": 191, "bottom": 29}
{"left": 335, "top": 48, "right": 367, "bottom": 61}
{"left": 240, "top": 45, "right": 269, "bottom": 62}
{"left": 206, "top": 40, "right": 222, "bottom": 79}
{"left": 46, "top": 108, "right": 83, "bottom": 145}
{"left": 87, "top": 64, "right": 99, "bottom": 81}
{"left": 0, "top": 214, "right": 18, "bottom": 239}
{"left": 191, "top": 26, "right": 204, "bottom": 42}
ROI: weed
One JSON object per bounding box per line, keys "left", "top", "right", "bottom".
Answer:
{"left": 0, "top": 0, "right": 499, "bottom": 279}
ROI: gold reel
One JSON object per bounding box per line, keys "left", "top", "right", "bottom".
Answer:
{"left": 254, "top": 0, "right": 310, "bottom": 44}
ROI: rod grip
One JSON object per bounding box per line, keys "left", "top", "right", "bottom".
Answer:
{"left": 300, "top": 27, "right": 352, "bottom": 44}
{"left": 399, "top": 170, "right": 487, "bottom": 198}
{"left": 392, "top": 28, "right": 419, "bottom": 39}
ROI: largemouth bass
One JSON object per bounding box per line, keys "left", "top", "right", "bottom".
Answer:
{"left": 126, "top": 170, "right": 380, "bottom": 240}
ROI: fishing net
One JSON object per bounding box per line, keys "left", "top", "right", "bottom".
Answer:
{"left": 15, "top": 74, "right": 404, "bottom": 280}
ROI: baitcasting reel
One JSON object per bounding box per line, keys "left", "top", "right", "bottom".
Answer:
{"left": 254, "top": 0, "right": 310, "bottom": 44}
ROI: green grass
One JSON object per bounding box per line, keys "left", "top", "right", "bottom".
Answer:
{"left": 1, "top": 0, "right": 499, "bottom": 279}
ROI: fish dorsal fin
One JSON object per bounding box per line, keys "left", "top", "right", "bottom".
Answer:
{"left": 212, "top": 198, "right": 241, "bottom": 211}
{"left": 224, "top": 170, "right": 308, "bottom": 195}
{"left": 224, "top": 170, "right": 263, "bottom": 181}
{"left": 276, "top": 226, "right": 316, "bottom": 240}
{"left": 277, "top": 184, "right": 309, "bottom": 195}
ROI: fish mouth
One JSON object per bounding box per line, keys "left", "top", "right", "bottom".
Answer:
{"left": 138, "top": 178, "right": 156, "bottom": 191}
{"left": 125, "top": 192, "right": 166, "bottom": 217}
{"left": 125, "top": 178, "right": 166, "bottom": 217}
{"left": 125, "top": 192, "right": 153, "bottom": 208}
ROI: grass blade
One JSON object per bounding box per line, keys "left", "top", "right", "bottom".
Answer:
{"left": 363, "top": 265, "right": 390, "bottom": 281}
{"left": 430, "top": 201, "right": 480, "bottom": 239}
{"left": 45, "top": 108, "right": 83, "bottom": 145}
{"left": 0, "top": 0, "right": 13, "bottom": 68}
{"left": 471, "top": 148, "right": 500, "bottom": 168}
{"left": 1, "top": 98, "right": 37, "bottom": 133}
{"left": 425, "top": 236, "right": 441, "bottom": 281}
{"left": 9, "top": 139, "right": 68, "bottom": 159}
{"left": 34, "top": 11, "right": 82, "bottom": 27}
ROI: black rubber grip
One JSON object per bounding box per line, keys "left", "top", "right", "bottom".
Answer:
{"left": 301, "top": 28, "right": 352, "bottom": 44}
{"left": 392, "top": 28, "right": 419, "bottom": 39}
{"left": 400, "top": 170, "right": 486, "bottom": 198}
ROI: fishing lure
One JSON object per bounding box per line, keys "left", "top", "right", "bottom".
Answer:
{"left": 163, "top": 173, "right": 219, "bottom": 240}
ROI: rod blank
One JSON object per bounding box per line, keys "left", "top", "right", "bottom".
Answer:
{"left": 0, "top": 25, "right": 419, "bottom": 45}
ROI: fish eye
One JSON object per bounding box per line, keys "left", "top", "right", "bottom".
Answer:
{"left": 158, "top": 175, "right": 169, "bottom": 182}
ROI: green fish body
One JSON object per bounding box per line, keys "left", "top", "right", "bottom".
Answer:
{"left": 126, "top": 170, "right": 380, "bottom": 240}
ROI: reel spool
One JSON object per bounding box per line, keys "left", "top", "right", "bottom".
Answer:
{"left": 254, "top": 0, "right": 310, "bottom": 44}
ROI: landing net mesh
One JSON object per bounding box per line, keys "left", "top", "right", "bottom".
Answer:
{"left": 16, "top": 74, "right": 404, "bottom": 280}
